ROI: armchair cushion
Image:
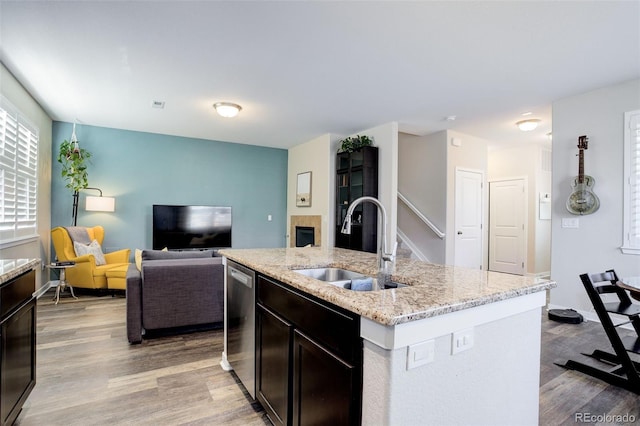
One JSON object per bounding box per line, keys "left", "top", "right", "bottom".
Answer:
{"left": 51, "top": 225, "right": 131, "bottom": 290}
{"left": 73, "top": 239, "right": 107, "bottom": 265}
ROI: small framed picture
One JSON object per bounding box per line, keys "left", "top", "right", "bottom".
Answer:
{"left": 296, "top": 171, "right": 312, "bottom": 207}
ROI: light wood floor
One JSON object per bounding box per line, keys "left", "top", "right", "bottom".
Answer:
{"left": 14, "top": 292, "right": 640, "bottom": 426}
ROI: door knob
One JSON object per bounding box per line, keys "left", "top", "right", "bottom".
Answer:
{"left": 457, "top": 231, "right": 463, "bottom": 235}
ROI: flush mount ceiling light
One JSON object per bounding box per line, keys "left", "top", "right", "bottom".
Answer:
{"left": 213, "top": 102, "right": 242, "bottom": 118}
{"left": 516, "top": 119, "right": 541, "bottom": 132}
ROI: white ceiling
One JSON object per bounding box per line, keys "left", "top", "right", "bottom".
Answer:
{"left": 1, "top": 1, "right": 638, "bottom": 150}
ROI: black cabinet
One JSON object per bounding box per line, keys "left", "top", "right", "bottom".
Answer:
{"left": 336, "top": 146, "right": 379, "bottom": 253}
{"left": 256, "top": 275, "right": 362, "bottom": 426}
{"left": 292, "top": 330, "right": 359, "bottom": 426}
{"left": 256, "top": 305, "right": 292, "bottom": 426}
{"left": 1, "top": 269, "right": 36, "bottom": 426}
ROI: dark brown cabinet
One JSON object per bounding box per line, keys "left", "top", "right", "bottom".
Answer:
{"left": 335, "top": 146, "right": 379, "bottom": 253}
{"left": 256, "top": 305, "right": 293, "bottom": 426}
{"left": 256, "top": 275, "right": 362, "bottom": 426}
{"left": 292, "top": 330, "right": 359, "bottom": 426}
{"left": 1, "top": 269, "right": 36, "bottom": 426}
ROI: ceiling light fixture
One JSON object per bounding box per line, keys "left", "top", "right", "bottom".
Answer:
{"left": 213, "top": 102, "right": 242, "bottom": 118}
{"left": 516, "top": 119, "right": 541, "bottom": 132}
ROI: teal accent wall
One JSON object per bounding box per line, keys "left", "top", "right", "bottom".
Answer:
{"left": 51, "top": 122, "right": 288, "bottom": 255}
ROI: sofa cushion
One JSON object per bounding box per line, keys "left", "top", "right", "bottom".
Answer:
{"left": 141, "top": 249, "right": 214, "bottom": 261}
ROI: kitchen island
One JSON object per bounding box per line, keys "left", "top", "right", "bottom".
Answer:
{"left": 1, "top": 258, "right": 40, "bottom": 426}
{"left": 220, "top": 247, "right": 555, "bottom": 425}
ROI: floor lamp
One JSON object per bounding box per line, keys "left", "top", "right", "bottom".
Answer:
{"left": 72, "top": 187, "right": 116, "bottom": 226}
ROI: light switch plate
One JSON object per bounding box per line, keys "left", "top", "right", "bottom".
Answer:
{"left": 407, "top": 339, "right": 435, "bottom": 370}
{"left": 561, "top": 218, "right": 579, "bottom": 228}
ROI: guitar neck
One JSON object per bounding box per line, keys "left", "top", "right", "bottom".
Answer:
{"left": 578, "top": 149, "right": 584, "bottom": 184}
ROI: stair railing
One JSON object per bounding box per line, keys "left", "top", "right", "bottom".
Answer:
{"left": 397, "top": 192, "right": 445, "bottom": 239}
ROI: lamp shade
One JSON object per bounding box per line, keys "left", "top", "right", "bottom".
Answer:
{"left": 86, "top": 196, "right": 115, "bottom": 212}
{"left": 213, "top": 102, "right": 242, "bottom": 118}
{"left": 516, "top": 119, "right": 541, "bottom": 131}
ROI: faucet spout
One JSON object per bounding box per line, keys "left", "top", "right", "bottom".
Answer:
{"left": 341, "top": 196, "right": 396, "bottom": 277}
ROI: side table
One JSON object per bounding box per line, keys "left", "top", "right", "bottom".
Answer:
{"left": 46, "top": 263, "right": 79, "bottom": 304}
{"left": 618, "top": 276, "right": 640, "bottom": 302}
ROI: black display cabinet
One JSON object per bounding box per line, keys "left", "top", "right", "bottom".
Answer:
{"left": 335, "top": 146, "right": 379, "bottom": 253}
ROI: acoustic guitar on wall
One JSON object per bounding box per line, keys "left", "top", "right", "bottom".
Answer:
{"left": 566, "top": 135, "right": 600, "bottom": 215}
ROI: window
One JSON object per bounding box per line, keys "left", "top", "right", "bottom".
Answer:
{"left": 0, "top": 97, "right": 39, "bottom": 244}
{"left": 622, "top": 109, "right": 640, "bottom": 254}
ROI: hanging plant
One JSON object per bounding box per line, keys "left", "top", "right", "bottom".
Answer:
{"left": 339, "top": 134, "right": 373, "bottom": 153}
{"left": 57, "top": 138, "right": 92, "bottom": 193}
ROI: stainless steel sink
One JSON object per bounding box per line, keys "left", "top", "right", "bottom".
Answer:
{"left": 292, "top": 268, "right": 407, "bottom": 291}
{"left": 293, "top": 267, "right": 366, "bottom": 282}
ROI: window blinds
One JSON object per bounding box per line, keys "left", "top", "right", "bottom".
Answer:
{"left": 624, "top": 110, "right": 640, "bottom": 251}
{"left": 0, "top": 98, "right": 39, "bottom": 242}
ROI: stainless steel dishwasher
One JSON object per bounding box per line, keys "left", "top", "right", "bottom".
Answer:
{"left": 224, "top": 259, "right": 256, "bottom": 398}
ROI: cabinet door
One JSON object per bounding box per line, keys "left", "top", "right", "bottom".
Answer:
{"left": 256, "top": 304, "right": 292, "bottom": 426}
{"left": 292, "top": 330, "right": 360, "bottom": 426}
{"left": 1, "top": 299, "right": 36, "bottom": 426}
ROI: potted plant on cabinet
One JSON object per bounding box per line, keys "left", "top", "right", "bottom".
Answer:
{"left": 57, "top": 125, "right": 91, "bottom": 225}
{"left": 338, "top": 134, "right": 373, "bottom": 153}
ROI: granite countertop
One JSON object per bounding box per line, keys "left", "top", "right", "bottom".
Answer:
{"left": 0, "top": 258, "right": 40, "bottom": 285}
{"left": 219, "top": 247, "right": 555, "bottom": 326}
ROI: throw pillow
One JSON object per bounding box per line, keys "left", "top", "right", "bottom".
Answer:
{"left": 73, "top": 239, "right": 107, "bottom": 265}
{"left": 135, "top": 249, "right": 142, "bottom": 271}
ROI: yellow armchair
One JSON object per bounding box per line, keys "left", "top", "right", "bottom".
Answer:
{"left": 51, "top": 226, "right": 130, "bottom": 290}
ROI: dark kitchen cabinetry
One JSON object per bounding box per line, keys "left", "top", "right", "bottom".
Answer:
{"left": 256, "top": 304, "right": 292, "bottom": 426}
{"left": 292, "top": 330, "right": 359, "bottom": 425}
{"left": 256, "top": 275, "right": 362, "bottom": 426}
{"left": 335, "top": 146, "right": 379, "bottom": 253}
{"left": 1, "top": 269, "right": 37, "bottom": 426}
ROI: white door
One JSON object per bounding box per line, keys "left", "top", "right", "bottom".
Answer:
{"left": 454, "top": 169, "right": 483, "bottom": 269}
{"left": 489, "top": 179, "right": 526, "bottom": 275}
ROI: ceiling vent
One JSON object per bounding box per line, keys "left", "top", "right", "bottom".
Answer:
{"left": 151, "top": 100, "right": 165, "bottom": 109}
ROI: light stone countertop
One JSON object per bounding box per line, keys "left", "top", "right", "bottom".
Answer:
{"left": 0, "top": 258, "right": 40, "bottom": 285}
{"left": 219, "top": 247, "right": 555, "bottom": 326}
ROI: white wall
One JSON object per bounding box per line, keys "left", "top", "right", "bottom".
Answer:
{"left": 0, "top": 63, "right": 53, "bottom": 288}
{"left": 287, "top": 122, "right": 398, "bottom": 252}
{"left": 397, "top": 130, "right": 488, "bottom": 266}
{"left": 362, "top": 122, "right": 399, "bottom": 247}
{"left": 488, "top": 143, "right": 552, "bottom": 275}
{"left": 550, "top": 78, "right": 640, "bottom": 314}
{"left": 446, "top": 130, "right": 489, "bottom": 267}
{"left": 398, "top": 132, "right": 447, "bottom": 263}
{"left": 362, "top": 306, "right": 542, "bottom": 425}
{"left": 287, "top": 134, "right": 338, "bottom": 248}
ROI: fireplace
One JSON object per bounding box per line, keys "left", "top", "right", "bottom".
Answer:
{"left": 289, "top": 215, "right": 321, "bottom": 248}
{"left": 295, "top": 226, "right": 315, "bottom": 247}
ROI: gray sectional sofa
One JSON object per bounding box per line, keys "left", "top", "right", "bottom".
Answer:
{"left": 126, "top": 249, "right": 224, "bottom": 344}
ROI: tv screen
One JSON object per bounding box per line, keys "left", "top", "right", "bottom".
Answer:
{"left": 152, "top": 205, "right": 232, "bottom": 250}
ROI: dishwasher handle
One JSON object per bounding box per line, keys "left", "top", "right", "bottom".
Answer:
{"left": 229, "top": 267, "right": 253, "bottom": 288}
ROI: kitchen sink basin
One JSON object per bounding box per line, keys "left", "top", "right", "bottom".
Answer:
{"left": 293, "top": 268, "right": 407, "bottom": 291}
{"left": 293, "top": 267, "right": 366, "bottom": 282}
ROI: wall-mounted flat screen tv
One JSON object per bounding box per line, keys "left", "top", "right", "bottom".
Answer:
{"left": 153, "top": 205, "right": 232, "bottom": 250}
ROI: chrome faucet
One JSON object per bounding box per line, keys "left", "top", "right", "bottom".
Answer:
{"left": 341, "top": 196, "right": 397, "bottom": 282}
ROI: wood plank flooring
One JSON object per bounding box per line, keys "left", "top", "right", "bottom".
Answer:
{"left": 15, "top": 293, "right": 268, "bottom": 426}
{"left": 13, "top": 292, "right": 640, "bottom": 425}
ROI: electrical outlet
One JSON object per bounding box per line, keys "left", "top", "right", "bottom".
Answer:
{"left": 451, "top": 328, "right": 474, "bottom": 355}
{"left": 407, "top": 339, "right": 435, "bottom": 370}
